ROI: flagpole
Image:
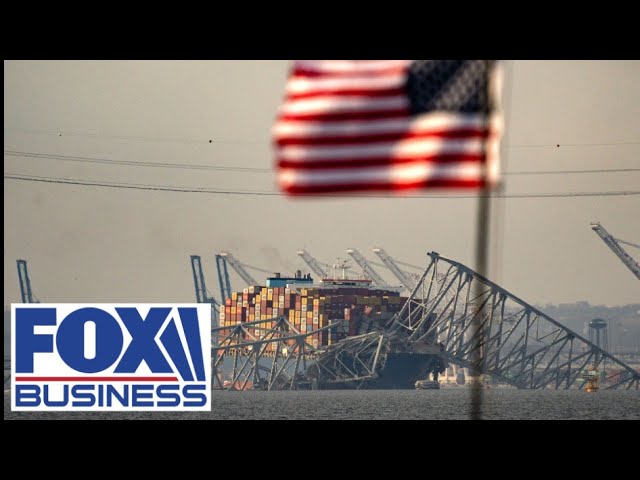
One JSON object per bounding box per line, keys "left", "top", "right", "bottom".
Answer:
{"left": 470, "top": 59, "right": 501, "bottom": 420}
{"left": 470, "top": 185, "right": 490, "bottom": 420}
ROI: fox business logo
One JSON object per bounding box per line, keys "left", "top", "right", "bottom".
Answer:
{"left": 11, "top": 304, "right": 211, "bottom": 411}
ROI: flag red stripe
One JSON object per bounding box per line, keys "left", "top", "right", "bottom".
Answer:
{"left": 293, "top": 65, "right": 408, "bottom": 78}
{"left": 280, "top": 178, "right": 486, "bottom": 195}
{"left": 278, "top": 153, "right": 486, "bottom": 171}
{"left": 278, "top": 109, "right": 410, "bottom": 122}
{"left": 275, "top": 127, "right": 490, "bottom": 147}
{"left": 286, "top": 86, "right": 406, "bottom": 100}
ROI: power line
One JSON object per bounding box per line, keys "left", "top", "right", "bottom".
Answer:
{"left": 508, "top": 141, "right": 640, "bottom": 148}
{"left": 243, "top": 263, "right": 277, "bottom": 274}
{"left": 4, "top": 173, "right": 277, "bottom": 195}
{"left": 5, "top": 150, "right": 640, "bottom": 176}
{"left": 3, "top": 150, "right": 269, "bottom": 173}
{"left": 505, "top": 168, "right": 640, "bottom": 175}
{"left": 5, "top": 173, "right": 640, "bottom": 199}
{"left": 3, "top": 127, "right": 265, "bottom": 145}
{"left": 616, "top": 239, "right": 640, "bottom": 250}
{"left": 395, "top": 260, "right": 425, "bottom": 270}
{"left": 5, "top": 127, "right": 639, "bottom": 149}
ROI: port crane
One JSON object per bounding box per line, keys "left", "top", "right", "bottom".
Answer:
{"left": 372, "top": 247, "right": 417, "bottom": 291}
{"left": 16, "top": 259, "right": 38, "bottom": 303}
{"left": 346, "top": 248, "right": 389, "bottom": 286}
{"left": 216, "top": 251, "right": 277, "bottom": 288}
{"left": 296, "top": 249, "right": 329, "bottom": 278}
{"left": 191, "top": 255, "right": 211, "bottom": 304}
{"left": 8, "top": 259, "right": 38, "bottom": 384}
{"left": 590, "top": 222, "right": 640, "bottom": 280}
{"left": 190, "top": 255, "right": 221, "bottom": 324}
{"left": 215, "top": 254, "right": 233, "bottom": 304}
{"left": 217, "top": 251, "right": 259, "bottom": 286}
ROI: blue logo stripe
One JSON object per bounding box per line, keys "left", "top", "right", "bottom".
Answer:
{"left": 160, "top": 319, "right": 194, "bottom": 381}
{"left": 178, "top": 307, "right": 205, "bottom": 382}
{"left": 114, "top": 308, "right": 173, "bottom": 374}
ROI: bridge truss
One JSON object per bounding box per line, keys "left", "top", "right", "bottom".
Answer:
{"left": 210, "top": 251, "right": 638, "bottom": 390}
{"left": 211, "top": 317, "right": 338, "bottom": 391}
{"left": 388, "top": 252, "right": 639, "bottom": 390}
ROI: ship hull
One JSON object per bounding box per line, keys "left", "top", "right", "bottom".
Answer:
{"left": 316, "top": 352, "right": 443, "bottom": 390}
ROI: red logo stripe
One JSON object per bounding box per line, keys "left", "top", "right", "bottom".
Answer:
{"left": 15, "top": 376, "right": 179, "bottom": 382}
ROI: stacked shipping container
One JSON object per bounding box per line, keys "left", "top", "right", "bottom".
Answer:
{"left": 219, "top": 283, "right": 408, "bottom": 351}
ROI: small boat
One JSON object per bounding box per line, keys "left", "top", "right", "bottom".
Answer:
{"left": 582, "top": 366, "right": 599, "bottom": 392}
{"left": 415, "top": 380, "right": 440, "bottom": 390}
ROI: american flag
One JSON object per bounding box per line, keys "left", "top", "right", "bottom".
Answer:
{"left": 273, "top": 60, "right": 502, "bottom": 195}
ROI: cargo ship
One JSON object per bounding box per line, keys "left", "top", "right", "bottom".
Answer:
{"left": 219, "top": 271, "right": 406, "bottom": 350}
{"left": 217, "top": 270, "right": 447, "bottom": 389}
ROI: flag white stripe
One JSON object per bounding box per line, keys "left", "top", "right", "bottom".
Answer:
{"left": 286, "top": 74, "right": 405, "bottom": 95}
{"left": 294, "top": 60, "right": 411, "bottom": 73}
{"left": 487, "top": 136, "right": 500, "bottom": 183}
{"left": 280, "top": 95, "right": 408, "bottom": 115}
{"left": 278, "top": 138, "right": 485, "bottom": 161}
{"left": 273, "top": 113, "right": 490, "bottom": 138}
{"left": 278, "top": 162, "right": 483, "bottom": 186}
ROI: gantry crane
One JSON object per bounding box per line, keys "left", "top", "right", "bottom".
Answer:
{"left": 191, "top": 255, "right": 213, "bottom": 304}
{"left": 190, "top": 255, "right": 220, "bottom": 323}
{"left": 16, "top": 259, "right": 38, "bottom": 303}
{"left": 217, "top": 251, "right": 259, "bottom": 286}
{"left": 591, "top": 222, "right": 640, "bottom": 280}
{"left": 215, "top": 254, "right": 233, "bottom": 303}
{"left": 372, "top": 247, "right": 417, "bottom": 291}
{"left": 296, "top": 249, "right": 329, "bottom": 278}
{"left": 346, "top": 248, "right": 388, "bottom": 286}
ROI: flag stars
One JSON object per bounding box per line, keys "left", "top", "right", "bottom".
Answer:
{"left": 407, "top": 60, "right": 494, "bottom": 115}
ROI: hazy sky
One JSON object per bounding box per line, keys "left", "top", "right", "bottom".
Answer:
{"left": 4, "top": 60, "right": 639, "bottom": 308}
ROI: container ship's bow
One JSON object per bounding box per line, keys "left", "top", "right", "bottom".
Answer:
{"left": 306, "top": 329, "right": 447, "bottom": 390}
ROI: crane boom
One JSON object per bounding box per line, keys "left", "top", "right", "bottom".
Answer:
{"left": 591, "top": 222, "right": 640, "bottom": 280}
{"left": 372, "top": 248, "right": 416, "bottom": 291}
{"left": 16, "top": 259, "right": 35, "bottom": 303}
{"left": 215, "top": 254, "right": 233, "bottom": 302}
{"left": 296, "top": 249, "right": 328, "bottom": 278}
{"left": 190, "top": 255, "right": 210, "bottom": 304}
{"left": 218, "top": 251, "right": 258, "bottom": 286}
{"left": 189, "top": 255, "right": 220, "bottom": 324}
{"left": 346, "top": 248, "right": 388, "bottom": 286}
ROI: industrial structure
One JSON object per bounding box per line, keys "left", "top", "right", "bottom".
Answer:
{"left": 296, "top": 249, "right": 329, "bottom": 278}
{"left": 589, "top": 319, "right": 609, "bottom": 353}
{"left": 16, "top": 259, "right": 38, "bottom": 304}
{"left": 215, "top": 251, "right": 282, "bottom": 300}
{"left": 217, "top": 251, "right": 259, "bottom": 286}
{"left": 190, "top": 255, "right": 221, "bottom": 324}
{"left": 591, "top": 222, "right": 640, "bottom": 280}
{"left": 346, "top": 248, "right": 389, "bottom": 287}
{"left": 384, "top": 252, "right": 638, "bottom": 390}
{"left": 373, "top": 247, "right": 418, "bottom": 292}
{"left": 7, "top": 260, "right": 39, "bottom": 385}
{"left": 193, "top": 250, "right": 640, "bottom": 391}
{"left": 215, "top": 254, "right": 232, "bottom": 305}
